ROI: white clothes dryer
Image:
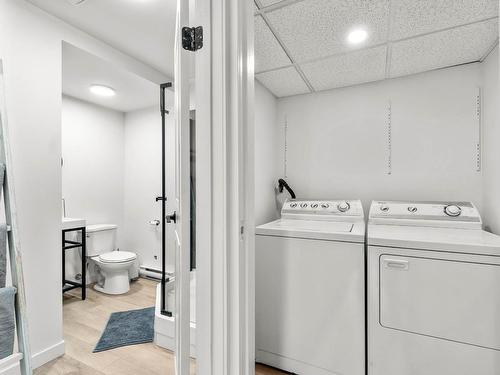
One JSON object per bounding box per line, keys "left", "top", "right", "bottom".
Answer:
{"left": 256, "top": 199, "right": 365, "bottom": 375}
{"left": 368, "top": 200, "right": 500, "bottom": 375}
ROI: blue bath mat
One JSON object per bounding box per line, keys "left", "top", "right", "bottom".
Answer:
{"left": 94, "top": 307, "right": 155, "bottom": 352}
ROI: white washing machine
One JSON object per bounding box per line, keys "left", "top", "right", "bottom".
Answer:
{"left": 368, "top": 200, "right": 500, "bottom": 375}
{"left": 256, "top": 199, "right": 365, "bottom": 375}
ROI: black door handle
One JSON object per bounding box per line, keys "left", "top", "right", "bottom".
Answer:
{"left": 166, "top": 211, "right": 177, "bottom": 224}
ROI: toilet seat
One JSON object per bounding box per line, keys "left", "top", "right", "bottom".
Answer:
{"left": 98, "top": 251, "right": 136, "bottom": 264}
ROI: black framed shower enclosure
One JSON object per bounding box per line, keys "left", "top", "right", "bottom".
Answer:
{"left": 159, "top": 82, "right": 172, "bottom": 316}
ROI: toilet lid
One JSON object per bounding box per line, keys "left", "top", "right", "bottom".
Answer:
{"left": 98, "top": 251, "right": 136, "bottom": 263}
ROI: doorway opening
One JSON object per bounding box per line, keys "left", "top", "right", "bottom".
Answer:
{"left": 55, "top": 42, "right": 197, "bottom": 374}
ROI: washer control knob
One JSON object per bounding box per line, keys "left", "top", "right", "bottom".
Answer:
{"left": 380, "top": 205, "right": 389, "bottom": 212}
{"left": 408, "top": 206, "right": 417, "bottom": 213}
{"left": 444, "top": 204, "right": 461, "bottom": 217}
{"left": 300, "top": 203, "right": 308, "bottom": 208}
{"left": 337, "top": 201, "right": 350, "bottom": 212}
{"left": 321, "top": 203, "right": 330, "bottom": 209}
{"left": 290, "top": 203, "right": 297, "bottom": 208}
{"left": 311, "top": 203, "right": 319, "bottom": 209}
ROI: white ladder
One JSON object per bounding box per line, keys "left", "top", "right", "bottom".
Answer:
{"left": 0, "top": 64, "right": 33, "bottom": 375}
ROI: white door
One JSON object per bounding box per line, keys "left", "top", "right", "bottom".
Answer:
{"left": 173, "top": 0, "right": 191, "bottom": 373}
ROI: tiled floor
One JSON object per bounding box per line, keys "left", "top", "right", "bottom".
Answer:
{"left": 34, "top": 278, "right": 287, "bottom": 375}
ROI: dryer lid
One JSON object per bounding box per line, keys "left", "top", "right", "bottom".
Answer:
{"left": 368, "top": 224, "right": 500, "bottom": 256}
{"left": 99, "top": 251, "right": 136, "bottom": 263}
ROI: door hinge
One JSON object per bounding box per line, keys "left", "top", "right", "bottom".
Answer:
{"left": 182, "top": 26, "right": 203, "bottom": 52}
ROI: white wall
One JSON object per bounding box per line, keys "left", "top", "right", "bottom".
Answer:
{"left": 122, "top": 105, "right": 176, "bottom": 270}
{"left": 62, "top": 96, "right": 125, "bottom": 232}
{"left": 275, "top": 63, "right": 484, "bottom": 212}
{"left": 482, "top": 46, "right": 500, "bottom": 233}
{"left": 0, "top": 0, "right": 168, "bottom": 366}
{"left": 63, "top": 100, "right": 175, "bottom": 275}
{"left": 61, "top": 96, "right": 125, "bottom": 281}
{"left": 254, "top": 82, "right": 280, "bottom": 225}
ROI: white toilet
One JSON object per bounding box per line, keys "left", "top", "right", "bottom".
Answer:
{"left": 86, "top": 224, "right": 137, "bottom": 295}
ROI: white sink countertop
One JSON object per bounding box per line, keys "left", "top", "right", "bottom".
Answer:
{"left": 62, "top": 217, "right": 86, "bottom": 230}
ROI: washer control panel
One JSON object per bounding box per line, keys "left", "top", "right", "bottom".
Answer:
{"left": 369, "top": 200, "right": 482, "bottom": 228}
{"left": 282, "top": 199, "right": 363, "bottom": 221}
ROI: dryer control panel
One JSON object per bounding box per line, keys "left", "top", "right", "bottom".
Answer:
{"left": 282, "top": 199, "right": 364, "bottom": 221}
{"left": 369, "top": 200, "right": 482, "bottom": 229}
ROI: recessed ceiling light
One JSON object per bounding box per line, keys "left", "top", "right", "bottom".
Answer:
{"left": 347, "top": 28, "right": 368, "bottom": 45}
{"left": 89, "top": 85, "right": 116, "bottom": 97}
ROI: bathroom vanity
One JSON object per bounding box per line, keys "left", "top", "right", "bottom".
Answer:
{"left": 62, "top": 218, "right": 86, "bottom": 300}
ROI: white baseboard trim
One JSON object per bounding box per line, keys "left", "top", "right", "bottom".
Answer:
{"left": 0, "top": 353, "right": 22, "bottom": 375}
{"left": 256, "top": 349, "right": 336, "bottom": 375}
{"left": 32, "top": 340, "right": 65, "bottom": 369}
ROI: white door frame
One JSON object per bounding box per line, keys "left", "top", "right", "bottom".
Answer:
{"left": 195, "top": 0, "right": 255, "bottom": 373}
{"left": 174, "top": 0, "right": 192, "bottom": 373}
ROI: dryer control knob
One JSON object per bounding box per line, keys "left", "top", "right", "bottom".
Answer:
{"left": 380, "top": 205, "right": 389, "bottom": 212}
{"left": 408, "top": 206, "right": 417, "bottom": 213}
{"left": 290, "top": 203, "right": 297, "bottom": 208}
{"left": 321, "top": 203, "right": 330, "bottom": 209}
{"left": 311, "top": 203, "right": 319, "bottom": 209}
{"left": 300, "top": 203, "right": 308, "bottom": 208}
{"left": 337, "top": 201, "right": 350, "bottom": 212}
{"left": 445, "top": 204, "right": 461, "bottom": 217}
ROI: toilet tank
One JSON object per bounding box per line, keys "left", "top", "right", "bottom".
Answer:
{"left": 86, "top": 224, "right": 118, "bottom": 257}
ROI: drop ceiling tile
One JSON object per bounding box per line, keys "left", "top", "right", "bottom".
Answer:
{"left": 301, "top": 46, "right": 387, "bottom": 91}
{"left": 266, "top": 0, "right": 390, "bottom": 62}
{"left": 255, "top": 16, "right": 292, "bottom": 73}
{"left": 256, "top": 67, "right": 311, "bottom": 97}
{"left": 390, "top": 19, "right": 498, "bottom": 78}
{"left": 391, "top": 0, "right": 499, "bottom": 40}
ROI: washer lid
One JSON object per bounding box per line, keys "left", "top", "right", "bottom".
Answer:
{"left": 256, "top": 219, "right": 365, "bottom": 242}
{"left": 99, "top": 251, "right": 136, "bottom": 263}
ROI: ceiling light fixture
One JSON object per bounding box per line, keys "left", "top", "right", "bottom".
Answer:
{"left": 89, "top": 85, "right": 116, "bottom": 97}
{"left": 347, "top": 28, "right": 368, "bottom": 45}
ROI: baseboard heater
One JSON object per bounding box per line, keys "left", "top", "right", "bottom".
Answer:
{"left": 139, "top": 266, "right": 162, "bottom": 280}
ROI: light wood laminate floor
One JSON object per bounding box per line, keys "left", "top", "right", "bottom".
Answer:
{"left": 35, "top": 278, "right": 288, "bottom": 375}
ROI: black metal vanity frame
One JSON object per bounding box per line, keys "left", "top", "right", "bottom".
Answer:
{"left": 62, "top": 226, "right": 86, "bottom": 300}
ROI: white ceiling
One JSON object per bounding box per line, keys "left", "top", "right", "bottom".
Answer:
{"left": 27, "top": 0, "right": 499, "bottom": 99}
{"left": 63, "top": 43, "right": 158, "bottom": 112}
{"left": 255, "top": 0, "right": 499, "bottom": 97}
{"left": 28, "top": 0, "right": 176, "bottom": 78}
